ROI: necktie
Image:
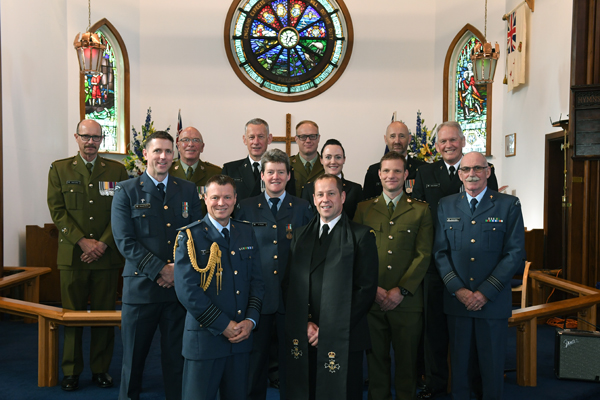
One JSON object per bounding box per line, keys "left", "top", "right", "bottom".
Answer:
{"left": 270, "top": 197, "right": 280, "bottom": 217}
{"left": 449, "top": 165, "right": 456, "bottom": 180}
{"left": 86, "top": 163, "right": 93, "bottom": 175}
{"left": 157, "top": 182, "right": 166, "bottom": 201}
{"left": 388, "top": 201, "right": 395, "bottom": 218}
{"left": 222, "top": 227, "right": 230, "bottom": 245}
{"left": 253, "top": 162, "right": 260, "bottom": 180}
{"left": 305, "top": 161, "right": 312, "bottom": 175}
{"left": 186, "top": 167, "right": 193, "bottom": 180}
{"left": 321, "top": 224, "right": 329, "bottom": 238}
{"left": 470, "top": 198, "right": 478, "bottom": 214}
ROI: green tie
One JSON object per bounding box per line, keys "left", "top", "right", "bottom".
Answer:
{"left": 388, "top": 201, "right": 395, "bottom": 218}
{"left": 186, "top": 167, "right": 193, "bottom": 180}
{"left": 86, "top": 163, "right": 93, "bottom": 175}
{"left": 305, "top": 161, "right": 312, "bottom": 175}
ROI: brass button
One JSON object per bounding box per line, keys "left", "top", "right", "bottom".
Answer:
{"left": 389, "top": 221, "right": 394, "bottom": 225}
{"left": 89, "top": 183, "right": 93, "bottom": 187}
{"left": 89, "top": 233, "right": 94, "bottom": 238}
{"left": 167, "top": 241, "right": 171, "bottom": 245}
{"left": 471, "top": 221, "right": 476, "bottom": 225}
{"left": 164, "top": 205, "right": 169, "bottom": 210}
{"left": 273, "top": 255, "right": 278, "bottom": 260}
{"left": 272, "top": 224, "right": 277, "bottom": 229}
{"left": 70, "top": 189, "right": 74, "bottom": 192}
{"left": 388, "top": 235, "right": 393, "bottom": 240}
{"left": 236, "top": 290, "right": 240, "bottom": 295}
{"left": 234, "top": 270, "right": 238, "bottom": 275}
{"left": 167, "top": 259, "right": 172, "bottom": 263}
{"left": 134, "top": 272, "right": 138, "bottom": 275}
{"left": 237, "top": 310, "right": 242, "bottom": 315}
{"left": 199, "top": 324, "right": 203, "bottom": 327}
{"left": 493, "top": 227, "right": 496, "bottom": 231}
{"left": 89, "top": 200, "right": 93, "bottom": 204}
{"left": 60, "top": 239, "right": 63, "bottom": 242}
{"left": 167, "top": 223, "right": 171, "bottom": 227}
{"left": 387, "top": 265, "right": 392, "bottom": 270}
{"left": 449, "top": 226, "right": 453, "bottom": 230}
{"left": 89, "top": 217, "right": 94, "bottom": 220}
{"left": 471, "top": 239, "right": 475, "bottom": 243}
{"left": 470, "top": 277, "right": 474, "bottom": 281}
{"left": 273, "top": 270, "right": 278, "bottom": 275}
{"left": 231, "top": 251, "right": 235, "bottom": 255}
{"left": 387, "top": 250, "right": 393, "bottom": 254}
{"left": 273, "top": 240, "right": 277, "bottom": 244}
{"left": 407, "top": 229, "right": 411, "bottom": 233}
{"left": 142, "top": 214, "right": 146, "bottom": 218}
{"left": 471, "top": 258, "right": 475, "bottom": 261}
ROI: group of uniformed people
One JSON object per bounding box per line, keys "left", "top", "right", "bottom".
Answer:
{"left": 48, "top": 116, "right": 525, "bottom": 400}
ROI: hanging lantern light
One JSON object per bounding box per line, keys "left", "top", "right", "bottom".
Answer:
{"left": 471, "top": 0, "right": 500, "bottom": 84}
{"left": 73, "top": 0, "right": 105, "bottom": 75}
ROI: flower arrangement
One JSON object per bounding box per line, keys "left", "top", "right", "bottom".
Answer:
{"left": 408, "top": 110, "right": 440, "bottom": 163}
{"left": 123, "top": 107, "right": 170, "bottom": 177}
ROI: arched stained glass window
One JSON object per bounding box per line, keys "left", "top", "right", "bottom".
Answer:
{"left": 225, "top": 0, "right": 353, "bottom": 102}
{"left": 79, "top": 19, "right": 130, "bottom": 154}
{"left": 443, "top": 24, "right": 492, "bottom": 156}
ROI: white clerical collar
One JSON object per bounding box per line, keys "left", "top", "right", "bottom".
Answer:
{"left": 146, "top": 172, "right": 169, "bottom": 190}
{"left": 444, "top": 157, "right": 462, "bottom": 174}
{"left": 207, "top": 213, "right": 231, "bottom": 232}
{"left": 319, "top": 213, "right": 342, "bottom": 236}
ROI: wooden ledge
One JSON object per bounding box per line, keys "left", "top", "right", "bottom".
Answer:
{"left": 509, "top": 292, "right": 600, "bottom": 326}
{"left": 0, "top": 267, "right": 51, "bottom": 290}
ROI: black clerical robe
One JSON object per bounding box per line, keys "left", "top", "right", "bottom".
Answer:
{"left": 282, "top": 214, "right": 378, "bottom": 400}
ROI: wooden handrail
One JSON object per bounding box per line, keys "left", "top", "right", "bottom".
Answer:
{"left": 0, "top": 267, "right": 51, "bottom": 291}
{"left": 529, "top": 270, "right": 598, "bottom": 296}
{"left": 509, "top": 293, "right": 600, "bottom": 325}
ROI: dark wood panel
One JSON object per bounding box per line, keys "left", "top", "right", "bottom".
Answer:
{"left": 26, "top": 224, "right": 60, "bottom": 304}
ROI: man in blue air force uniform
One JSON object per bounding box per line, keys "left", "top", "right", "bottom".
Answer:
{"left": 174, "top": 174, "right": 265, "bottom": 400}
{"left": 434, "top": 151, "right": 525, "bottom": 400}
{"left": 112, "top": 131, "right": 202, "bottom": 400}
{"left": 236, "top": 148, "right": 312, "bottom": 400}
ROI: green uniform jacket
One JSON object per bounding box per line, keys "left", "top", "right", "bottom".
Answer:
{"left": 354, "top": 194, "right": 433, "bottom": 311}
{"left": 290, "top": 153, "right": 324, "bottom": 197}
{"left": 47, "top": 153, "right": 129, "bottom": 269}
{"left": 169, "top": 159, "right": 222, "bottom": 187}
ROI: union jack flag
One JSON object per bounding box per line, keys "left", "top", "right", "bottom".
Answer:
{"left": 507, "top": 12, "right": 517, "bottom": 54}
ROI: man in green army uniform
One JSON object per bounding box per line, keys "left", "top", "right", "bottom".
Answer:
{"left": 354, "top": 151, "right": 433, "bottom": 400}
{"left": 169, "top": 126, "right": 221, "bottom": 189}
{"left": 290, "top": 120, "right": 324, "bottom": 197}
{"left": 47, "top": 119, "right": 129, "bottom": 391}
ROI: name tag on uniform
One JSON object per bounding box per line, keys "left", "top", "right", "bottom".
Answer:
{"left": 426, "top": 183, "right": 441, "bottom": 188}
{"left": 252, "top": 222, "right": 267, "bottom": 227}
{"left": 447, "top": 217, "right": 460, "bottom": 222}
{"left": 67, "top": 180, "right": 81, "bottom": 185}
{"left": 134, "top": 203, "right": 151, "bottom": 209}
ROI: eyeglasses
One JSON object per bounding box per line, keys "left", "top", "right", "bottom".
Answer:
{"left": 296, "top": 134, "right": 319, "bottom": 141}
{"left": 180, "top": 138, "right": 202, "bottom": 144}
{"left": 458, "top": 165, "right": 488, "bottom": 173}
{"left": 77, "top": 134, "right": 104, "bottom": 143}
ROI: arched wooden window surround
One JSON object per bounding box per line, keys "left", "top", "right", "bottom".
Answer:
{"left": 443, "top": 23, "right": 492, "bottom": 156}
{"left": 79, "top": 18, "right": 130, "bottom": 154}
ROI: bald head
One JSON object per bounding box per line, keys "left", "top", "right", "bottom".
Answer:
{"left": 74, "top": 119, "right": 103, "bottom": 162}
{"left": 458, "top": 151, "right": 491, "bottom": 196}
{"left": 177, "top": 126, "right": 205, "bottom": 166}
{"left": 384, "top": 121, "right": 411, "bottom": 156}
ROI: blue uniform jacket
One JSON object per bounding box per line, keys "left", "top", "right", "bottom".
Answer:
{"left": 174, "top": 215, "right": 265, "bottom": 360}
{"left": 111, "top": 171, "right": 203, "bottom": 304}
{"left": 236, "top": 192, "right": 312, "bottom": 314}
{"left": 433, "top": 189, "right": 525, "bottom": 319}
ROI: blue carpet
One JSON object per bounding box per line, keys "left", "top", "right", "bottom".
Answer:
{"left": 1, "top": 314, "right": 600, "bottom": 399}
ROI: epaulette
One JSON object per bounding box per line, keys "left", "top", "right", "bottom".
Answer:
{"left": 100, "top": 157, "right": 125, "bottom": 165}
{"left": 409, "top": 197, "right": 428, "bottom": 204}
{"left": 177, "top": 219, "right": 203, "bottom": 231}
{"left": 488, "top": 162, "right": 495, "bottom": 168}
{"left": 53, "top": 155, "right": 77, "bottom": 164}
{"left": 204, "top": 161, "right": 222, "bottom": 169}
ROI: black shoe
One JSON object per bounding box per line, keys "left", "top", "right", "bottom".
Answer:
{"left": 92, "top": 372, "right": 113, "bottom": 388}
{"left": 61, "top": 375, "right": 79, "bottom": 391}
{"left": 417, "top": 387, "right": 445, "bottom": 399}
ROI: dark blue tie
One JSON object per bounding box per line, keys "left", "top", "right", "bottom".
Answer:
{"left": 222, "top": 227, "right": 230, "bottom": 245}
{"left": 157, "top": 183, "right": 166, "bottom": 201}
{"left": 270, "top": 198, "right": 280, "bottom": 217}
{"left": 470, "top": 198, "right": 478, "bottom": 214}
